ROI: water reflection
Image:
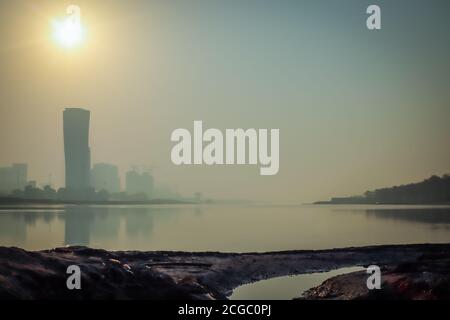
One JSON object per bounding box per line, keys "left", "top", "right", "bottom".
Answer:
{"left": 365, "top": 208, "right": 450, "bottom": 229}
{"left": 0, "top": 205, "right": 449, "bottom": 251}
{"left": 0, "top": 205, "right": 188, "bottom": 249}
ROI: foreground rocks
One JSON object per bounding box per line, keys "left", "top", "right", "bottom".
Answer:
{"left": 0, "top": 244, "right": 449, "bottom": 300}
{"left": 302, "top": 251, "right": 450, "bottom": 300}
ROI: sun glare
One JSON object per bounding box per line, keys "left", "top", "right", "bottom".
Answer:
{"left": 52, "top": 17, "right": 86, "bottom": 49}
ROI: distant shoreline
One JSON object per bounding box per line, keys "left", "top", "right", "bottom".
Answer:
{"left": 313, "top": 201, "right": 450, "bottom": 205}
{"left": 1, "top": 197, "right": 450, "bottom": 208}
{"left": 314, "top": 174, "right": 450, "bottom": 205}
{"left": 0, "top": 197, "right": 195, "bottom": 206}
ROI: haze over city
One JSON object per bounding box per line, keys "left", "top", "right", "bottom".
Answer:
{"left": 1, "top": 0, "right": 450, "bottom": 203}
{"left": 1, "top": 0, "right": 450, "bottom": 305}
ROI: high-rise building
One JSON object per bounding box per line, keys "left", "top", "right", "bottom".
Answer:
{"left": 0, "top": 163, "right": 27, "bottom": 194}
{"left": 91, "top": 163, "right": 121, "bottom": 193}
{"left": 126, "top": 169, "right": 154, "bottom": 198}
{"left": 63, "top": 108, "right": 91, "bottom": 190}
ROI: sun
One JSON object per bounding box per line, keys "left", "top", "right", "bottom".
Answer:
{"left": 51, "top": 16, "right": 86, "bottom": 49}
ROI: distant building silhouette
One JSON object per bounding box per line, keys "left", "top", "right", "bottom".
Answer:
{"left": 91, "top": 163, "right": 121, "bottom": 193}
{"left": 27, "top": 180, "right": 37, "bottom": 188}
{"left": 63, "top": 108, "right": 91, "bottom": 192}
{"left": 0, "top": 163, "right": 27, "bottom": 194}
{"left": 126, "top": 168, "right": 154, "bottom": 198}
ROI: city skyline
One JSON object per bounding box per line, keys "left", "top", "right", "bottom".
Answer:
{"left": 0, "top": 0, "right": 450, "bottom": 304}
{"left": 1, "top": 106, "right": 162, "bottom": 198}
{"left": 1, "top": 0, "right": 450, "bottom": 203}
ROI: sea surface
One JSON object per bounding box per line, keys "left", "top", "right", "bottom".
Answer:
{"left": 1, "top": 204, "right": 449, "bottom": 252}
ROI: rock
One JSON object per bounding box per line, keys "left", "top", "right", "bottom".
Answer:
{"left": 301, "top": 253, "right": 450, "bottom": 300}
{"left": 0, "top": 244, "right": 449, "bottom": 300}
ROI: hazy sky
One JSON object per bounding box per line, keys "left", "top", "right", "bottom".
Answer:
{"left": 1, "top": 0, "right": 449, "bottom": 203}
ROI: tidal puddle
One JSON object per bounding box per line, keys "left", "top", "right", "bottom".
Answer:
{"left": 230, "top": 266, "right": 365, "bottom": 300}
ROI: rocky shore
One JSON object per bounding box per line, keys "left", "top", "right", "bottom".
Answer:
{"left": 302, "top": 250, "right": 450, "bottom": 300}
{"left": 0, "top": 244, "right": 449, "bottom": 300}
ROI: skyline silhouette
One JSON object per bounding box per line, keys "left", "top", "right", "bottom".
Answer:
{"left": 1, "top": 1, "right": 449, "bottom": 203}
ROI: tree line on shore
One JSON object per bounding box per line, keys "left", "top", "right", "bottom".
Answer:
{"left": 316, "top": 174, "right": 450, "bottom": 204}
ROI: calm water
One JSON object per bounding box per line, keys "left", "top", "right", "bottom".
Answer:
{"left": 230, "top": 266, "right": 365, "bottom": 300}
{"left": 0, "top": 204, "right": 449, "bottom": 252}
